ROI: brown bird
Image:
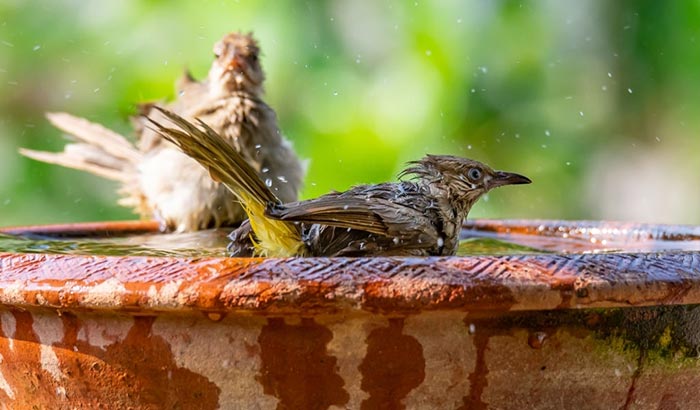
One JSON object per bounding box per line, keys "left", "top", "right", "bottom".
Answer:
{"left": 148, "top": 108, "right": 531, "bottom": 257}
{"left": 20, "top": 32, "right": 304, "bottom": 232}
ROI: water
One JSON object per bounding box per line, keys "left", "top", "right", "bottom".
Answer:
{"left": 0, "top": 229, "right": 230, "bottom": 257}
{"left": 461, "top": 221, "right": 700, "bottom": 254}
{"left": 2, "top": 221, "right": 700, "bottom": 257}
{"left": 0, "top": 230, "right": 547, "bottom": 257}
{"left": 456, "top": 238, "right": 549, "bottom": 256}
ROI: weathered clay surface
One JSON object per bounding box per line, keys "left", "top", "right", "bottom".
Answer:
{"left": 0, "top": 220, "right": 698, "bottom": 409}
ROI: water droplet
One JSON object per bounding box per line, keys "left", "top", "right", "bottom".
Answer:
{"left": 479, "top": 66, "right": 488, "bottom": 74}
{"left": 437, "top": 237, "right": 444, "bottom": 248}
{"left": 261, "top": 167, "right": 269, "bottom": 173}
{"left": 265, "top": 178, "right": 272, "bottom": 187}
{"left": 544, "top": 130, "right": 551, "bottom": 137}
{"left": 470, "top": 88, "right": 476, "bottom": 93}
{"left": 579, "top": 111, "right": 584, "bottom": 117}
{"left": 607, "top": 72, "right": 612, "bottom": 78}
{"left": 255, "top": 144, "right": 262, "bottom": 149}
{"left": 655, "top": 136, "right": 661, "bottom": 142}
{"left": 457, "top": 18, "right": 463, "bottom": 23}
{"left": 32, "top": 44, "right": 41, "bottom": 51}
{"left": 343, "top": 205, "right": 349, "bottom": 210}
{"left": 207, "top": 312, "right": 223, "bottom": 321}
{"left": 601, "top": 85, "right": 607, "bottom": 91}
{"left": 565, "top": 161, "right": 571, "bottom": 166}
{"left": 528, "top": 331, "right": 548, "bottom": 349}
{"left": 393, "top": 237, "right": 400, "bottom": 245}
{"left": 93, "top": 88, "right": 100, "bottom": 93}
{"left": 467, "top": 144, "right": 472, "bottom": 150}
{"left": 541, "top": 144, "right": 548, "bottom": 149}
{"left": 425, "top": 50, "right": 432, "bottom": 56}
{"left": 627, "top": 88, "right": 633, "bottom": 94}
{"left": 468, "top": 323, "right": 476, "bottom": 334}
{"left": 332, "top": 91, "right": 338, "bottom": 96}
{"left": 277, "top": 176, "right": 288, "bottom": 183}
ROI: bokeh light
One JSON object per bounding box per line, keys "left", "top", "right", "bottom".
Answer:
{"left": 1, "top": 0, "right": 699, "bottom": 226}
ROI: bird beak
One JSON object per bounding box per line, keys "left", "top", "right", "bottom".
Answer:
{"left": 490, "top": 171, "right": 532, "bottom": 188}
{"left": 226, "top": 55, "right": 246, "bottom": 72}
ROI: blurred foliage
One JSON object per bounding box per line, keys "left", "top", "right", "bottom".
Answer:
{"left": 1, "top": 0, "right": 700, "bottom": 226}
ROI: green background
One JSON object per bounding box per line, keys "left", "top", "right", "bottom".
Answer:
{"left": 1, "top": 0, "right": 699, "bottom": 227}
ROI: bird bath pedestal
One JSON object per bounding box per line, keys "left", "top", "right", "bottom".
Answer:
{"left": 0, "top": 220, "right": 700, "bottom": 409}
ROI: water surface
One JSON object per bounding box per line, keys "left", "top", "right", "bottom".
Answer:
{"left": 2, "top": 222, "right": 700, "bottom": 257}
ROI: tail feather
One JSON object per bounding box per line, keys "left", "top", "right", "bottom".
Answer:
{"left": 46, "top": 112, "right": 140, "bottom": 163}
{"left": 19, "top": 145, "right": 128, "bottom": 182}
{"left": 146, "top": 107, "right": 303, "bottom": 257}
{"left": 20, "top": 112, "right": 144, "bottom": 212}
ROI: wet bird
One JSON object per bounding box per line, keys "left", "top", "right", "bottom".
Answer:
{"left": 20, "top": 32, "right": 304, "bottom": 232}
{"left": 148, "top": 108, "right": 531, "bottom": 257}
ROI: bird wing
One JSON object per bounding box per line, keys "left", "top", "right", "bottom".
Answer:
{"left": 267, "top": 195, "right": 385, "bottom": 234}
{"left": 267, "top": 192, "right": 437, "bottom": 239}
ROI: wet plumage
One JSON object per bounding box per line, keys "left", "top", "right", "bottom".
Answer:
{"left": 150, "top": 109, "right": 531, "bottom": 257}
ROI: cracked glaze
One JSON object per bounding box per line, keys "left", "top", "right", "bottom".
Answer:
{"left": 0, "top": 249, "right": 698, "bottom": 314}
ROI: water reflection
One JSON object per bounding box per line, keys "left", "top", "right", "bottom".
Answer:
{"left": 1, "top": 221, "right": 700, "bottom": 257}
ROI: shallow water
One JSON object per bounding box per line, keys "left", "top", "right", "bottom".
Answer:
{"left": 0, "top": 230, "right": 231, "bottom": 257}
{"left": 456, "top": 237, "right": 549, "bottom": 256}
{"left": 0, "top": 231, "right": 544, "bottom": 257}
{"left": 1, "top": 224, "right": 700, "bottom": 257}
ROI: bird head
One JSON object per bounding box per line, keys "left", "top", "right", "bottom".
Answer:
{"left": 208, "top": 32, "right": 265, "bottom": 96}
{"left": 400, "top": 154, "right": 531, "bottom": 212}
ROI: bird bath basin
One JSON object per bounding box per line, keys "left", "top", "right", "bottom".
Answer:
{"left": 0, "top": 220, "right": 700, "bottom": 409}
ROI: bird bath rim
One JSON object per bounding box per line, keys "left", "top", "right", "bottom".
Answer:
{"left": 1, "top": 219, "right": 699, "bottom": 316}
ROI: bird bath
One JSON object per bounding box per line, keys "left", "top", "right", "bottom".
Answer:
{"left": 1, "top": 219, "right": 700, "bottom": 409}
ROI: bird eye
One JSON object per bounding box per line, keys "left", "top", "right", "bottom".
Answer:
{"left": 467, "top": 168, "right": 482, "bottom": 181}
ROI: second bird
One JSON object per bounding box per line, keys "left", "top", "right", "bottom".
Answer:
{"left": 21, "top": 32, "right": 305, "bottom": 232}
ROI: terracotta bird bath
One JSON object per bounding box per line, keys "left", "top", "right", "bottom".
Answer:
{"left": 1, "top": 219, "right": 700, "bottom": 409}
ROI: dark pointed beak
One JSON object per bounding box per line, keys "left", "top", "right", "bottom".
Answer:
{"left": 490, "top": 171, "right": 532, "bottom": 188}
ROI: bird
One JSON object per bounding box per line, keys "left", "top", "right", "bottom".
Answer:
{"left": 20, "top": 32, "right": 305, "bottom": 232}
{"left": 147, "top": 108, "right": 532, "bottom": 257}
